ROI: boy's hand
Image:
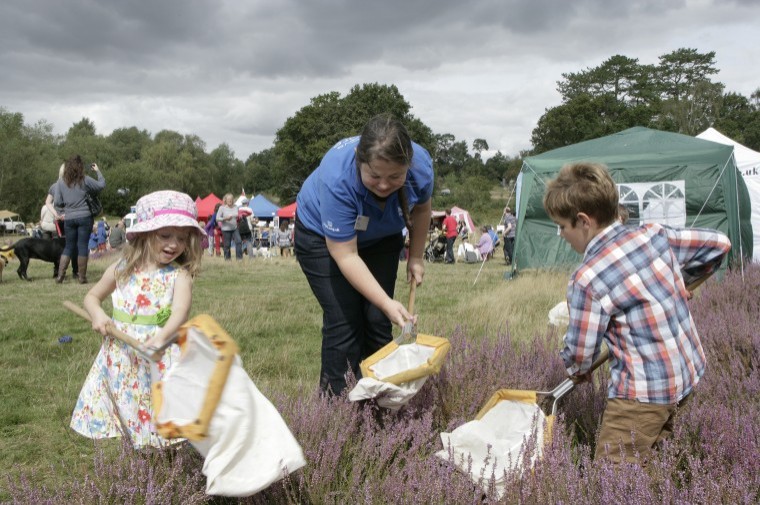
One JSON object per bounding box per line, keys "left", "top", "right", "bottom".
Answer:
{"left": 570, "top": 371, "right": 592, "bottom": 384}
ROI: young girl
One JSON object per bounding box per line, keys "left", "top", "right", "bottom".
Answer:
{"left": 70, "top": 190, "right": 205, "bottom": 448}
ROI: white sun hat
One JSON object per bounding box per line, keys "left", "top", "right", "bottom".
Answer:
{"left": 126, "top": 190, "right": 207, "bottom": 241}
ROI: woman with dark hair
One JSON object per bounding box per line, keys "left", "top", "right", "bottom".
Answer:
{"left": 295, "top": 114, "right": 434, "bottom": 395}
{"left": 52, "top": 155, "right": 105, "bottom": 283}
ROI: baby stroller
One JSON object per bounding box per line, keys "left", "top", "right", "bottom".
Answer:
{"left": 424, "top": 233, "right": 447, "bottom": 262}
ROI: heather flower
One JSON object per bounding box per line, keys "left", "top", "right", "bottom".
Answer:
{"left": 10, "top": 265, "right": 760, "bottom": 504}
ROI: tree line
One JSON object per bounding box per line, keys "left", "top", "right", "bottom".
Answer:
{"left": 1, "top": 48, "right": 757, "bottom": 225}
{"left": 531, "top": 48, "right": 760, "bottom": 153}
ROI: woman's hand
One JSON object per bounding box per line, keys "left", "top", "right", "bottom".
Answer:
{"left": 407, "top": 256, "right": 425, "bottom": 286}
{"left": 381, "top": 298, "right": 413, "bottom": 327}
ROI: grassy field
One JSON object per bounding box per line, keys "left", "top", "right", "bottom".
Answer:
{"left": 0, "top": 250, "right": 570, "bottom": 494}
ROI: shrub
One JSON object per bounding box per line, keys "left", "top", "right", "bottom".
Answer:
{"left": 9, "top": 265, "right": 760, "bottom": 504}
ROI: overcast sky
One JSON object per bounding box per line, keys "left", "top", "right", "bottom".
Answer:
{"left": 1, "top": 0, "right": 758, "bottom": 161}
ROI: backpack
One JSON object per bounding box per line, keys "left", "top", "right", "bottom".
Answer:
{"left": 237, "top": 216, "right": 252, "bottom": 238}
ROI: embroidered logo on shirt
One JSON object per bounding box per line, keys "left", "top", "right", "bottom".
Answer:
{"left": 323, "top": 220, "right": 340, "bottom": 232}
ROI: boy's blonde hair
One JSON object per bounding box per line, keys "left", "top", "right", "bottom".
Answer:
{"left": 543, "top": 162, "right": 619, "bottom": 227}
{"left": 116, "top": 230, "right": 203, "bottom": 284}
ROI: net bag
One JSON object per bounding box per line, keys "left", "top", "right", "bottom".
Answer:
{"left": 153, "top": 315, "right": 306, "bottom": 497}
{"left": 435, "top": 389, "right": 550, "bottom": 498}
{"left": 360, "top": 333, "right": 450, "bottom": 385}
{"left": 349, "top": 333, "right": 450, "bottom": 409}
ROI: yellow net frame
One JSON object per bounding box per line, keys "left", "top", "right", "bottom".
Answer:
{"left": 476, "top": 388, "right": 555, "bottom": 444}
{"left": 359, "top": 333, "right": 450, "bottom": 386}
{"left": 152, "top": 314, "right": 239, "bottom": 441}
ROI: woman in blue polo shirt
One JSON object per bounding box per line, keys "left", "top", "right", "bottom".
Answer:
{"left": 295, "top": 114, "right": 434, "bottom": 395}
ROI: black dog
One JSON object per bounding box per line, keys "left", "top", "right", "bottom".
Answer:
{"left": 10, "top": 237, "right": 77, "bottom": 281}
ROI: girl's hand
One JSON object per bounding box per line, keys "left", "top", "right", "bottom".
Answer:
{"left": 90, "top": 312, "right": 112, "bottom": 336}
{"left": 144, "top": 335, "right": 168, "bottom": 354}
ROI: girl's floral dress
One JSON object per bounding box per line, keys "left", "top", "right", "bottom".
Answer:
{"left": 70, "top": 261, "right": 182, "bottom": 448}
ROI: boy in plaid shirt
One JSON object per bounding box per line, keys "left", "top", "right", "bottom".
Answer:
{"left": 544, "top": 162, "right": 731, "bottom": 463}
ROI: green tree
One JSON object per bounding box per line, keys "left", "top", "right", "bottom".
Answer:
{"left": 531, "top": 48, "right": 725, "bottom": 151}
{"left": 210, "top": 143, "right": 245, "bottom": 196}
{"left": 472, "top": 138, "right": 489, "bottom": 160}
{"left": 433, "top": 133, "right": 456, "bottom": 167}
{"left": 103, "top": 160, "right": 151, "bottom": 214}
{"left": 272, "top": 83, "right": 432, "bottom": 201}
{"left": 531, "top": 94, "right": 630, "bottom": 153}
{"left": 0, "top": 109, "right": 60, "bottom": 219}
{"left": 653, "top": 48, "right": 723, "bottom": 135}
{"left": 484, "top": 151, "right": 519, "bottom": 185}
{"left": 108, "top": 127, "right": 152, "bottom": 162}
{"left": 244, "top": 148, "right": 277, "bottom": 196}
{"left": 60, "top": 117, "right": 114, "bottom": 169}
{"left": 558, "top": 55, "right": 657, "bottom": 106}
{"left": 742, "top": 89, "right": 760, "bottom": 151}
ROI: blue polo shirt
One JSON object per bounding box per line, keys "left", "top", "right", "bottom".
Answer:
{"left": 297, "top": 136, "right": 434, "bottom": 247}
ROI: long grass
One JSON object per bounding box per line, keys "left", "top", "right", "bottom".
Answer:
{"left": 0, "top": 250, "right": 568, "bottom": 499}
{"left": 4, "top": 251, "right": 758, "bottom": 503}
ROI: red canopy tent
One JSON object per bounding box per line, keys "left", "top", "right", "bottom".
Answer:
{"left": 277, "top": 202, "right": 297, "bottom": 219}
{"left": 196, "top": 193, "right": 222, "bottom": 222}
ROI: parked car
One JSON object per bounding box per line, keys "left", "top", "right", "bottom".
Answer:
{"left": 123, "top": 206, "right": 137, "bottom": 240}
{"left": 0, "top": 213, "right": 26, "bottom": 234}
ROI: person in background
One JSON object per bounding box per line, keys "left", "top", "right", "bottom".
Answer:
{"left": 487, "top": 225, "right": 500, "bottom": 252}
{"left": 544, "top": 161, "right": 731, "bottom": 464}
{"left": 108, "top": 219, "right": 126, "bottom": 251}
{"left": 457, "top": 236, "right": 477, "bottom": 261}
{"left": 49, "top": 155, "right": 105, "bottom": 283}
{"left": 457, "top": 217, "right": 468, "bottom": 241}
{"left": 295, "top": 114, "right": 434, "bottom": 396}
{"left": 197, "top": 221, "right": 209, "bottom": 252}
{"left": 216, "top": 194, "right": 241, "bottom": 261}
{"left": 476, "top": 225, "right": 494, "bottom": 260}
{"left": 442, "top": 208, "right": 458, "bottom": 264}
{"left": 400, "top": 227, "right": 409, "bottom": 261}
{"left": 204, "top": 203, "right": 221, "bottom": 256}
{"left": 96, "top": 219, "right": 108, "bottom": 253}
{"left": 46, "top": 163, "right": 77, "bottom": 278}
{"left": 88, "top": 224, "right": 99, "bottom": 255}
{"left": 502, "top": 206, "right": 516, "bottom": 265}
{"left": 40, "top": 199, "right": 58, "bottom": 239}
{"left": 276, "top": 220, "right": 292, "bottom": 257}
{"left": 238, "top": 213, "right": 254, "bottom": 259}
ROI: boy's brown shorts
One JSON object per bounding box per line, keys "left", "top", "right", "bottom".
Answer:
{"left": 595, "top": 395, "right": 690, "bottom": 464}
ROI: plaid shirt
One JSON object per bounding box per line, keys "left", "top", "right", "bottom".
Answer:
{"left": 561, "top": 222, "right": 731, "bottom": 404}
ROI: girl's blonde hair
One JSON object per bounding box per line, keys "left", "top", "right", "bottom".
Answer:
{"left": 116, "top": 228, "right": 203, "bottom": 284}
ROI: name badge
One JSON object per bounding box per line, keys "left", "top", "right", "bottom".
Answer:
{"left": 354, "top": 215, "right": 369, "bottom": 231}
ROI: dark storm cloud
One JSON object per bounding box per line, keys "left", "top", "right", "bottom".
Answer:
{"left": 0, "top": 0, "right": 757, "bottom": 159}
